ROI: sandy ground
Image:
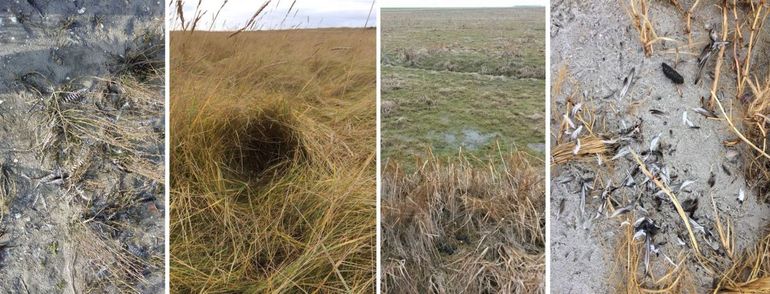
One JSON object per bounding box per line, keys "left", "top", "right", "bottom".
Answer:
{"left": 551, "top": 1, "right": 770, "bottom": 292}
{"left": 0, "top": 1, "right": 164, "bottom": 292}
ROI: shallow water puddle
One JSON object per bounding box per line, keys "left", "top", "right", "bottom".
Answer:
{"left": 437, "top": 128, "right": 499, "bottom": 150}
{"left": 527, "top": 143, "right": 545, "bottom": 153}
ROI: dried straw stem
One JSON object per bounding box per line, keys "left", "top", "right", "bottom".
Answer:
{"left": 551, "top": 136, "right": 608, "bottom": 164}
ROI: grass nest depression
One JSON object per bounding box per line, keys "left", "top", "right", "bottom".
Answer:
{"left": 170, "top": 29, "right": 375, "bottom": 292}
{"left": 222, "top": 106, "right": 306, "bottom": 181}
{"left": 382, "top": 151, "right": 545, "bottom": 293}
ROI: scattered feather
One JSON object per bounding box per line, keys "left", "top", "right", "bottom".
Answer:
{"left": 62, "top": 88, "right": 88, "bottom": 103}
{"left": 571, "top": 102, "right": 583, "bottom": 117}
{"left": 692, "top": 107, "right": 717, "bottom": 119}
{"left": 570, "top": 125, "right": 583, "bottom": 140}
{"left": 682, "top": 111, "right": 699, "bottom": 129}
{"left": 678, "top": 180, "right": 695, "bottom": 192}
{"left": 612, "top": 146, "right": 630, "bottom": 160}
{"left": 556, "top": 175, "right": 574, "bottom": 184}
{"left": 689, "top": 218, "right": 705, "bottom": 234}
{"left": 650, "top": 133, "right": 661, "bottom": 152}
{"left": 618, "top": 67, "right": 635, "bottom": 100}
{"left": 623, "top": 170, "right": 637, "bottom": 187}
{"left": 721, "top": 163, "right": 732, "bottom": 176}
{"left": 609, "top": 205, "right": 633, "bottom": 218}
{"left": 573, "top": 138, "right": 581, "bottom": 155}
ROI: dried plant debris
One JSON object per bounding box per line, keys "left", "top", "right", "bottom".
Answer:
{"left": 0, "top": 1, "right": 164, "bottom": 292}
{"left": 383, "top": 152, "right": 544, "bottom": 293}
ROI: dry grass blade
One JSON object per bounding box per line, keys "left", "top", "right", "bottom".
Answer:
{"left": 710, "top": 193, "right": 734, "bottom": 259}
{"left": 229, "top": 1, "right": 272, "bottom": 38}
{"left": 209, "top": 0, "right": 229, "bottom": 30}
{"left": 176, "top": 0, "right": 186, "bottom": 31}
{"left": 734, "top": 4, "right": 768, "bottom": 96}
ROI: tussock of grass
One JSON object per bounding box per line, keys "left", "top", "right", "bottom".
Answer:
{"left": 701, "top": 2, "right": 770, "bottom": 202}
{"left": 170, "top": 29, "right": 375, "bottom": 292}
{"left": 382, "top": 151, "right": 544, "bottom": 293}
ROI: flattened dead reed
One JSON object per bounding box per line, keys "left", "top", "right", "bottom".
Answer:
{"left": 382, "top": 150, "right": 544, "bottom": 293}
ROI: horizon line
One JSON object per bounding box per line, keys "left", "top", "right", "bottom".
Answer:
{"left": 169, "top": 26, "right": 376, "bottom": 32}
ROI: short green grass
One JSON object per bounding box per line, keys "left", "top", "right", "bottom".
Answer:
{"left": 381, "top": 7, "right": 545, "bottom": 165}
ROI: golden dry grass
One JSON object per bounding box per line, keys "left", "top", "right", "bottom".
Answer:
{"left": 714, "top": 227, "right": 770, "bottom": 293}
{"left": 382, "top": 151, "right": 545, "bottom": 293}
{"left": 626, "top": 0, "right": 671, "bottom": 57}
{"left": 169, "top": 29, "right": 375, "bottom": 292}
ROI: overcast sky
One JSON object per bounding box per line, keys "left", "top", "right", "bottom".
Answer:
{"left": 176, "top": 0, "right": 377, "bottom": 31}
{"left": 382, "top": 0, "right": 545, "bottom": 7}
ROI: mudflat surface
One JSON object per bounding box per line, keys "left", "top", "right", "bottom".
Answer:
{"left": 0, "top": 1, "right": 164, "bottom": 293}
{"left": 550, "top": 1, "right": 770, "bottom": 293}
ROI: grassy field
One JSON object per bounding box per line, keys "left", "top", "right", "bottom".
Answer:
{"left": 169, "top": 29, "right": 375, "bottom": 292}
{"left": 381, "top": 7, "right": 545, "bottom": 165}
{"left": 382, "top": 8, "right": 545, "bottom": 78}
{"left": 381, "top": 7, "right": 546, "bottom": 293}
